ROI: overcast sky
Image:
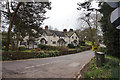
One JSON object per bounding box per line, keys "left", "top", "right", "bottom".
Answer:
{"left": 0, "top": 0, "right": 99, "bottom": 32}
{"left": 42, "top": 0, "right": 99, "bottom": 31}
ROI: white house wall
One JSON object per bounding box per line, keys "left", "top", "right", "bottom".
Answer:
{"left": 18, "top": 32, "right": 80, "bottom": 48}
{"left": 69, "top": 33, "right": 79, "bottom": 44}
{"left": 39, "top": 35, "right": 68, "bottom": 46}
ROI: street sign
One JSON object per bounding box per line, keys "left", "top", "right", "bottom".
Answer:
{"left": 106, "top": 2, "right": 119, "bottom": 8}
{"left": 92, "top": 45, "right": 99, "bottom": 51}
{"left": 110, "top": 7, "right": 120, "bottom": 29}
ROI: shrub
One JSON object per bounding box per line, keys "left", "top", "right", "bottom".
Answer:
{"left": 79, "top": 40, "right": 86, "bottom": 46}
{"left": 2, "top": 52, "right": 38, "bottom": 60}
{"left": 2, "top": 39, "right": 7, "bottom": 50}
{"left": 2, "top": 56, "right": 12, "bottom": 60}
{"left": 18, "top": 46, "right": 26, "bottom": 51}
{"left": 34, "top": 48, "right": 41, "bottom": 51}
{"left": 38, "top": 44, "right": 46, "bottom": 49}
{"left": 38, "top": 45, "right": 68, "bottom": 51}
{"left": 99, "top": 47, "right": 106, "bottom": 52}
{"left": 47, "top": 50, "right": 59, "bottom": 57}
{"left": 36, "top": 51, "right": 45, "bottom": 58}
{"left": 44, "top": 46, "right": 57, "bottom": 50}
{"left": 57, "top": 46, "right": 68, "bottom": 51}
{"left": 67, "top": 44, "right": 75, "bottom": 48}
{"left": 77, "top": 45, "right": 81, "bottom": 48}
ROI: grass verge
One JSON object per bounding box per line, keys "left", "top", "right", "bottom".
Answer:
{"left": 82, "top": 55, "right": 119, "bottom": 79}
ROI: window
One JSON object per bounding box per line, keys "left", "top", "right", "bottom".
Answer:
{"left": 76, "top": 37, "right": 77, "bottom": 39}
{"left": 20, "top": 41, "right": 26, "bottom": 45}
{"left": 65, "top": 42, "right": 67, "bottom": 44}
{"left": 53, "top": 34, "right": 56, "bottom": 37}
{"left": 72, "top": 36, "right": 74, "bottom": 39}
{"left": 43, "top": 33, "right": 46, "bottom": 36}
{"left": 65, "top": 35, "right": 67, "bottom": 38}
{"left": 34, "top": 42, "right": 37, "bottom": 45}
{"left": 45, "top": 41, "right": 48, "bottom": 44}
{"left": 53, "top": 41, "right": 56, "bottom": 44}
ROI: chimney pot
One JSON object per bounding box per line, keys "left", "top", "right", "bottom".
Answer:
{"left": 63, "top": 29, "right": 67, "bottom": 33}
{"left": 69, "top": 29, "right": 73, "bottom": 32}
{"left": 45, "top": 25, "right": 48, "bottom": 30}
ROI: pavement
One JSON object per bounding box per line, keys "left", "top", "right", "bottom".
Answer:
{"left": 2, "top": 50, "right": 94, "bottom": 78}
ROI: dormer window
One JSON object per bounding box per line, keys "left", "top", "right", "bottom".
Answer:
{"left": 43, "top": 33, "right": 46, "bottom": 36}
{"left": 65, "top": 35, "right": 67, "bottom": 38}
{"left": 53, "top": 33, "right": 56, "bottom": 37}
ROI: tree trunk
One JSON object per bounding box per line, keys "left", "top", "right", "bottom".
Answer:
{"left": 6, "top": 2, "right": 22, "bottom": 51}
{"left": 16, "top": 23, "right": 20, "bottom": 50}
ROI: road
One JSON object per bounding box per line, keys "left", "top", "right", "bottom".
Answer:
{"left": 2, "top": 50, "right": 94, "bottom": 78}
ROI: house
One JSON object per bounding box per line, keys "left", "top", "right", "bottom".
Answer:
{"left": 19, "top": 26, "right": 79, "bottom": 48}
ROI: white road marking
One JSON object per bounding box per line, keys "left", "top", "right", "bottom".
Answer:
{"left": 25, "top": 60, "right": 63, "bottom": 69}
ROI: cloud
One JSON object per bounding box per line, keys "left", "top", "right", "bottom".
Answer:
{"left": 42, "top": 0, "right": 84, "bottom": 31}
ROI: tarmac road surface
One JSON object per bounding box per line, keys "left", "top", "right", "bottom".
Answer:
{"left": 2, "top": 50, "right": 94, "bottom": 78}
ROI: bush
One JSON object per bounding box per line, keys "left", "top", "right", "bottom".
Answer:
{"left": 67, "top": 44, "right": 75, "bottom": 48}
{"left": 2, "top": 39, "right": 7, "bottom": 50}
{"left": 79, "top": 40, "right": 86, "bottom": 46}
{"left": 18, "top": 46, "right": 26, "bottom": 51}
{"left": 48, "top": 50, "right": 60, "bottom": 56}
{"left": 99, "top": 47, "right": 106, "bottom": 53}
{"left": 2, "top": 52, "right": 38, "bottom": 60}
{"left": 57, "top": 46, "right": 68, "bottom": 51}
{"left": 38, "top": 44, "right": 68, "bottom": 51}
{"left": 44, "top": 46, "right": 57, "bottom": 50}
{"left": 36, "top": 51, "right": 45, "bottom": 58}
{"left": 77, "top": 45, "right": 81, "bottom": 48}
{"left": 34, "top": 48, "right": 41, "bottom": 51}
{"left": 38, "top": 44, "right": 46, "bottom": 49}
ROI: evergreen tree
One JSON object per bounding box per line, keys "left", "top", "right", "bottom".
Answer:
{"left": 99, "top": 2, "right": 119, "bottom": 58}
{"left": 1, "top": 2, "right": 51, "bottom": 50}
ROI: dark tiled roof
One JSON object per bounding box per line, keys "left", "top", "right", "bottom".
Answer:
{"left": 66, "top": 31, "right": 74, "bottom": 37}
{"left": 49, "top": 30, "right": 65, "bottom": 37}
{"left": 42, "top": 29, "right": 79, "bottom": 38}
{"left": 42, "top": 29, "right": 53, "bottom": 36}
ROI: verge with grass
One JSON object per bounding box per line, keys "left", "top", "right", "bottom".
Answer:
{"left": 82, "top": 56, "right": 119, "bottom": 79}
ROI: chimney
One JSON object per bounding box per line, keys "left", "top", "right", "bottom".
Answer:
{"left": 45, "top": 25, "right": 48, "bottom": 30}
{"left": 63, "top": 29, "right": 67, "bottom": 33}
{"left": 69, "top": 29, "right": 73, "bottom": 32}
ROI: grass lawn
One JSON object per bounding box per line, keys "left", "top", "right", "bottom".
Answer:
{"left": 85, "top": 41, "right": 92, "bottom": 46}
{"left": 68, "top": 49, "right": 76, "bottom": 51}
{"left": 83, "top": 55, "right": 119, "bottom": 79}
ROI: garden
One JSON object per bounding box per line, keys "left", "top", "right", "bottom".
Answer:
{"left": 2, "top": 41, "right": 92, "bottom": 61}
{"left": 79, "top": 47, "right": 120, "bottom": 79}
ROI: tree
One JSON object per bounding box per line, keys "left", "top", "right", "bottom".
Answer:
{"left": 77, "top": 27, "right": 97, "bottom": 41}
{"left": 7, "top": 2, "right": 22, "bottom": 51}
{"left": 77, "top": 1, "right": 102, "bottom": 45}
{"left": 12, "top": 2, "right": 51, "bottom": 49}
{"left": 1, "top": 2, "right": 51, "bottom": 50}
{"left": 99, "top": 2, "right": 119, "bottom": 58}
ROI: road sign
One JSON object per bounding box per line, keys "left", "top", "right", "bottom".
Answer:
{"left": 106, "top": 2, "right": 119, "bottom": 8}
{"left": 110, "top": 7, "right": 120, "bottom": 29}
{"left": 92, "top": 45, "right": 99, "bottom": 51}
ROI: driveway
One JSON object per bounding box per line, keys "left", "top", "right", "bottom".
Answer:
{"left": 2, "top": 50, "right": 94, "bottom": 78}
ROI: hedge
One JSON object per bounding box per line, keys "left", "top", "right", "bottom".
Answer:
{"left": 38, "top": 44, "right": 68, "bottom": 51}
{"left": 2, "top": 46, "right": 91, "bottom": 61}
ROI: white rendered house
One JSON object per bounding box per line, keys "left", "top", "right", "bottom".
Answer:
{"left": 18, "top": 26, "right": 79, "bottom": 48}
